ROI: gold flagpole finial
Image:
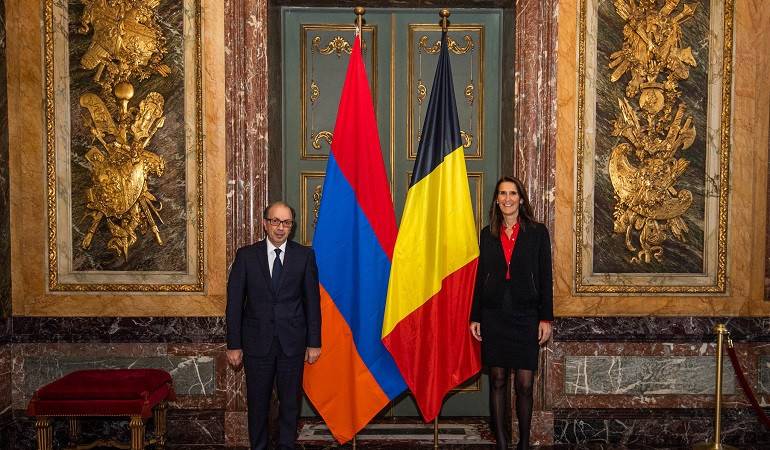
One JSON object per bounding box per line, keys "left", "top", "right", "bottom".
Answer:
{"left": 354, "top": 6, "right": 365, "bottom": 36}
{"left": 439, "top": 9, "right": 450, "bottom": 32}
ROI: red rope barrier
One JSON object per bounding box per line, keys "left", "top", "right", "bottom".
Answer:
{"left": 726, "top": 346, "right": 770, "bottom": 429}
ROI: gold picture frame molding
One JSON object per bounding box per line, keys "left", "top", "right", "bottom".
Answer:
{"left": 574, "top": 0, "right": 733, "bottom": 294}
{"left": 44, "top": 0, "right": 206, "bottom": 292}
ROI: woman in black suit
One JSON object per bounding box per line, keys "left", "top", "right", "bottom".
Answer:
{"left": 470, "top": 176, "right": 553, "bottom": 450}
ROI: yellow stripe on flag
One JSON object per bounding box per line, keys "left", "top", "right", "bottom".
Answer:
{"left": 382, "top": 147, "right": 479, "bottom": 337}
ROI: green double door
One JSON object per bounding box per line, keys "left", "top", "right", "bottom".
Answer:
{"left": 282, "top": 7, "right": 502, "bottom": 418}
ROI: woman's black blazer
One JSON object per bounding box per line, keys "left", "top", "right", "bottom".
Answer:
{"left": 470, "top": 221, "right": 553, "bottom": 322}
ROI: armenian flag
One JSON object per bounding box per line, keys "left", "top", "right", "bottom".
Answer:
{"left": 304, "top": 35, "right": 406, "bottom": 443}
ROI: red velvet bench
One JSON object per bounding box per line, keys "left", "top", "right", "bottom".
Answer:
{"left": 27, "top": 369, "right": 176, "bottom": 450}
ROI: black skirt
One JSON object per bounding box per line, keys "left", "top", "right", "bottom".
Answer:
{"left": 480, "top": 288, "right": 540, "bottom": 370}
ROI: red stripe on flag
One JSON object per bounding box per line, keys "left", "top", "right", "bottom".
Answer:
{"left": 331, "top": 37, "right": 396, "bottom": 258}
{"left": 381, "top": 259, "right": 481, "bottom": 421}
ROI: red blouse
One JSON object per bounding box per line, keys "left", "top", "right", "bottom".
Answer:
{"left": 499, "top": 221, "right": 520, "bottom": 280}
{"left": 499, "top": 221, "right": 551, "bottom": 324}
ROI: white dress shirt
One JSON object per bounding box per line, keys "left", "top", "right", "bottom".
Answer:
{"left": 266, "top": 240, "right": 287, "bottom": 276}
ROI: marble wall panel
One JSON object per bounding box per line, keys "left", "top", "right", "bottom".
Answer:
{"left": 10, "top": 343, "right": 228, "bottom": 410}
{"left": 8, "top": 316, "right": 225, "bottom": 343}
{"left": 0, "top": 0, "right": 9, "bottom": 319}
{"left": 23, "top": 355, "right": 215, "bottom": 396}
{"left": 554, "top": 408, "right": 770, "bottom": 448}
{"left": 548, "top": 342, "right": 752, "bottom": 409}
{"left": 554, "top": 316, "right": 770, "bottom": 342}
{"left": 564, "top": 355, "right": 735, "bottom": 395}
{"left": 760, "top": 355, "right": 770, "bottom": 394}
{"left": 0, "top": 345, "right": 10, "bottom": 416}
{"left": 0, "top": 410, "right": 11, "bottom": 450}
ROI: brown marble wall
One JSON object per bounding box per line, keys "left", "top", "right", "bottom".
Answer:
{"left": 0, "top": 0, "right": 9, "bottom": 319}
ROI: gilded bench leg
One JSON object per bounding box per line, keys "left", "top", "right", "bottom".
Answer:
{"left": 67, "top": 417, "right": 80, "bottom": 444}
{"left": 129, "top": 415, "right": 145, "bottom": 450}
{"left": 154, "top": 401, "right": 168, "bottom": 449}
{"left": 35, "top": 417, "right": 53, "bottom": 450}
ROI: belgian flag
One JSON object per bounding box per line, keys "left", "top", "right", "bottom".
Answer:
{"left": 382, "top": 30, "right": 481, "bottom": 422}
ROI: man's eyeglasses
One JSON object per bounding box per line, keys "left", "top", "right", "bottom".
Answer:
{"left": 266, "top": 218, "right": 294, "bottom": 228}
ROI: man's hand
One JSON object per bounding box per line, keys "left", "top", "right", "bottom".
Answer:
{"left": 538, "top": 321, "right": 553, "bottom": 346}
{"left": 227, "top": 349, "right": 243, "bottom": 368}
{"left": 470, "top": 321, "right": 482, "bottom": 342}
{"left": 305, "top": 347, "right": 321, "bottom": 364}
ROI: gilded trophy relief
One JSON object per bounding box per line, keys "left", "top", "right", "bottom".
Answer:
{"left": 47, "top": 0, "right": 203, "bottom": 290}
{"left": 606, "top": 0, "right": 698, "bottom": 265}
{"left": 576, "top": 0, "right": 732, "bottom": 293}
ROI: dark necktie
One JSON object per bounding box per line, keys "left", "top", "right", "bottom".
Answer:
{"left": 271, "top": 248, "right": 282, "bottom": 292}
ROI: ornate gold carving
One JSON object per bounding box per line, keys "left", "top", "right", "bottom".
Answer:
{"left": 418, "top": 34, "right": 474, "bottom": 55}
{"left": 300, "top": 25, "right": 377, "bottom": 160}
{"left": 465, "top": 83, "right": 474, "bottom": 105}
{"left": 46, "top": 0, "right": 205, "bottom": 291}
{"left": 312, "top": 35, "right": 354, "bottom": 57}
{"left": 409, "top": 25, "right": 484, "bottom": 161}
{"left": 311, "top": 131, "right": 333, "bottom": 150}
{"left": 79, "top": 88, "right": 167, "bottom": 260}
{"left": 461, "top": 130, "right": 473, "bottom": 149}
{"left": 607, "top": 0, "right": 697, "bottom": 264}
{"left": 310, "top": 79, "right": 319, "bottom": 104}
{"left": 312, "top": 185, "right": 322, "bottom": 228}
{"left": 73, "top": 1, "right": 172, "bottom": 261}
{"left": 79, "top": 0, "right": 170, "bottom": 94}
{"left": 416, "top": 78, "right": 426, "bottom": 105}
{"left": 574, "top": 0, "right": 733, "bottom": 293}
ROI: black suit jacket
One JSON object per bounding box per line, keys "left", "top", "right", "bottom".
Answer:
{"left": 225, "top": 239, "right": 321, "bottom": 357}
{"left": 470, "top": 222, "right": 553, "bottom": 322}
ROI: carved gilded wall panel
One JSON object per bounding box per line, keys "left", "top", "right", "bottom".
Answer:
{"left": 45, "top": 0, "right": 204, "bottom": 291}
{"left": 575, "top": 0, "right": 733, "bottom": 293}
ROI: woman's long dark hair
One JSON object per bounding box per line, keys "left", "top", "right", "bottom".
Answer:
{"left": 488, "top": 176, "right": 537, "bottom": 237}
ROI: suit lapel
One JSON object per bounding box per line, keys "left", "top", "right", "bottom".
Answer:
{"left": 277, "top": 241, "right": 296, "bottom": 293}
{"left": 510, "top": 223, "right": 532, "bottom": 267}
{"left": 255, "top": 240, "right": 273, "bottom": 293}
{"left": 491, "top": 232, "right": 507, "bottom": 269}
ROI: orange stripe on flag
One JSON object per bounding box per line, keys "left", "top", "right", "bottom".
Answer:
{"left": 381, "top": 260, "right": 481, "bottom": 421}
{"left": 303, "top": 286, "right": 390, "bottom": 443}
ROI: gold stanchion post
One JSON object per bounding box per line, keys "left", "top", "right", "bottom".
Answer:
{"left": 433, "top": 417, "right": 439, "bottom": 449}
{"left": 693, "top": 324, "right": 737, "bottom": 450}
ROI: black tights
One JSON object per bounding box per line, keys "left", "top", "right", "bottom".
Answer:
{"left": 489, "top": 367, "right": 534, "bottom": 450}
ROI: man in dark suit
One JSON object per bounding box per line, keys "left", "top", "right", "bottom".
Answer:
{"left": 226, "top": 201, "right": 321, "bottom": 450}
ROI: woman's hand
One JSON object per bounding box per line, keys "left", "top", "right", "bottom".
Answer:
{"left": 470, "top": 321, "right": 482, "bottom": 341}
{"left": 538, "top": 321, "right": 552, "bottom": 345}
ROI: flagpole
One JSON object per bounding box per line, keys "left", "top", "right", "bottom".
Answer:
{"left": 433, "top": 417, "right": 439, "bottom": 448}
{"left": 440, "top": 8, "right": 450, "bottom": 32}
{"left": 431, "top": 12, "right": 450, "bottom": 450}
{"left": 354, "top": 6, "right": 365, "bottom": 36}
